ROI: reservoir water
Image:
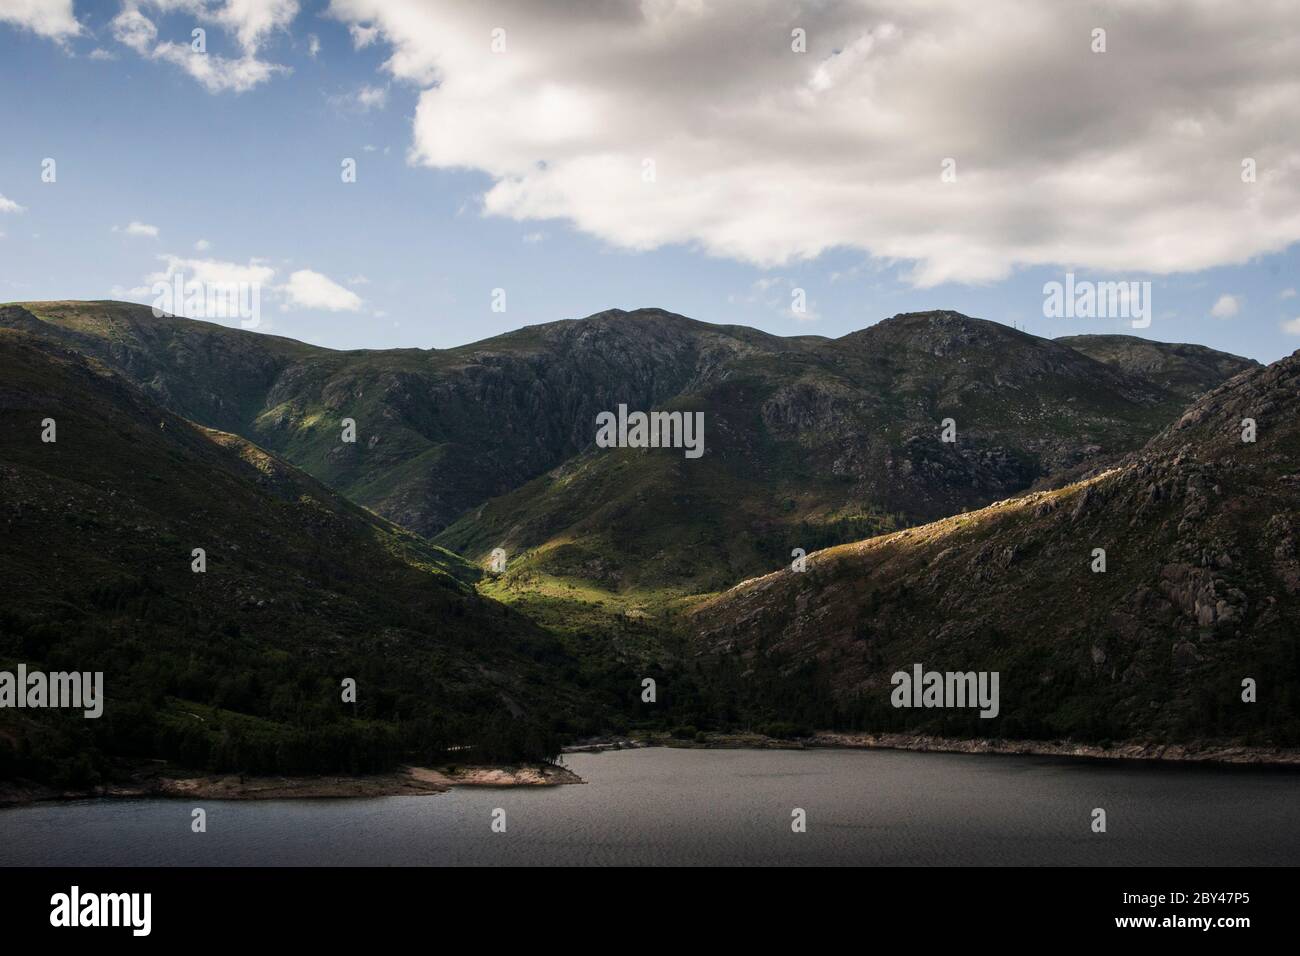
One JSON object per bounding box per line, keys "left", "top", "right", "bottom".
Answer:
{"left": 2, "top": 747, "right": 1297, "bottom": 866}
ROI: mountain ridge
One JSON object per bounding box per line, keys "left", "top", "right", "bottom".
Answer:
{"left": 688, "top": 348, "right": 1300, "bottom": 745}
{"left": 434, "top": 308, "right": 1257, "bottom": 597}
{"left": 2, "top": 301, "right": 1258, "bottom": 601}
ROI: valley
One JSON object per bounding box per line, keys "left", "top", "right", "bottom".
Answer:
{"left": 1, "top": 300, "right": 1295, "bottom": 798}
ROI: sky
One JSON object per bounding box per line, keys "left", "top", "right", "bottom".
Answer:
{"left": 1, "top": 0, "right": 1298, "bottom": 362}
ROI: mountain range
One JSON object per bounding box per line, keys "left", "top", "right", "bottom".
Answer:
{"left": 2, "top": 299, "right": 1292, "bottom": 787}
{"left": 0, "top": 302, "right": 1256, "bottom": 598}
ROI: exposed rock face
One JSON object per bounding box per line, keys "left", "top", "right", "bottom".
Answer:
{"left": 690, "top": 349, "right": 1300, "bottom": 746}
{"left": 434, "top": 310, "right": 1251, "bottom": 592}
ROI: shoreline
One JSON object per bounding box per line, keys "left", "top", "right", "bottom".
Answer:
{"left": 7, "top": 733, "right": 1297, "bottom": 807}
{"left": 0, "top": 763, "right": 584, "bottom": 808}
{"left": 568, "top": 731, "right": 1300, "bottom": 766}
{"left": 805, "top": 732, "right": 1300, "bottom": 766}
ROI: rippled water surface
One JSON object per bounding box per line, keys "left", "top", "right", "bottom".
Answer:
{"left": 3, "top": 748, "right": 1298, "bottom": 865}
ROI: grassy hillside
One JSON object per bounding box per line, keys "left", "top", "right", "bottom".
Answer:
{"left": 0, "top": 301, "right": 320, "bottom": 435}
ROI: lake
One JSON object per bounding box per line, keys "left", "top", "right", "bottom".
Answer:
{"left": 2, "top": 747, "right": 1298, "bottom": 865}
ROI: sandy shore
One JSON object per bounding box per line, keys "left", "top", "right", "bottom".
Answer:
{"left": 809, "top": 731, "right": 1300, "bottom": 765}
{"left": 0, "top": 763, "right": 584, "bottom": 806}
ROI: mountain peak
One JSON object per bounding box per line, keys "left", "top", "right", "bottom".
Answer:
{"left": 577, "top": 307, "right": 692, "bottom": 324}
{"left": 884, "top": 309, "right": 979, "bottom": 323}
{"left": 842, "top": 308, "right": 1035, "bottom": 356}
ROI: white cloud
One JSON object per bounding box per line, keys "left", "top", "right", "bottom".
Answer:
{"left": 728, "top": 275, "right": 819, "bottom": 323}
{"left": 111, "top": 1, "right": 297, "bottom": 94}
{"left": 194, "top": 238, "right": 211, "bottom": 251}
{"left": 1210, "top": 293, "right": 1241, "bottom": 318}
{"left": 0, "top": 0, "right": 80, "bottom": 40}
{"left": 145, "top": 41, "right": 289, "bottom": 94}
{"left": 327, "top": 0, "right": 1300, "bottom": 286}
{"left": 88, "top": 47, "right": 117, "bottom": 60}
{"left": 348, "top": 22, "right": 378, "bottom": 48}
{"left": 212, "top": 0, "right": 297, "bottom": 56}
{"left": 123, "top": 255, "right": 362, "bottom": 317}
{"left": 356, "top": 84, "right": 387, "bottom": 109}
{"left": 282, "top": 269, "right": 362, "bottom": 311}
{"left": 1281, "top": 288, "right": 1297, "bottom": 300}
{"left": 114, "top": 220, "right": 160, "bottom": 238}
{"left": 0, "top": 193, "right": 24, "bottom": 214}
{"left": 1281, "top": 317, "right": 1300, "bottom": 336}
{"left": 110, "top": 5, "right": 156, "bottom": 54}
{"left": 523, "top": 231, "right": 547, "bottom": 243}
{"left": 140, "top": 254, "right": 276, "bottom": 294}
{"left": 331, "top": 84, "right": 387, "bottom": 112}
{"left": 307, "top": 32, "right": 320, "bottom": 57}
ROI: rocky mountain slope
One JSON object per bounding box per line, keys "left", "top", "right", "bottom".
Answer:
{"left": 437, "top": 312, "right": 1255, "bottom": 597}
{"left": 690, "top": 352, "right": 1300, "bottom": 746}
{"left": 0, "top": 330, "right": 583, "bottom": 788}
{"left": 1056, "top": 334, "right": 1258, "bottom": 401}
{"left": 0, "top": 302, "right": 767, "bottom": 538}
{"left": 0, "top": 301, "right": 1279, "bottom": 762}
{"left": 1, "top": 301, "right": 1254, "bottom": 604}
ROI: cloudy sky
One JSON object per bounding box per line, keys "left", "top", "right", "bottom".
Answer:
{"left": 1, "top": 0, "right": 1298, "bottom": 360}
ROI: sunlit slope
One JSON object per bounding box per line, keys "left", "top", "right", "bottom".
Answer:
{"left": 689, "top": 353, "right": 1299, "bottom": 745}
{"left": 437, "top": 311, "right": 1253, "bottom": 597}
{"left": 3, "top": 302, "right": 1256, "bottom": 603}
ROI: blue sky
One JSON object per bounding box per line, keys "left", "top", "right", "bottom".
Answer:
{"left": 1, "top": 0, "right": 1298, "bottom": 362}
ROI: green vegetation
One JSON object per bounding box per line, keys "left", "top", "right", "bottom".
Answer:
{"left": 0, "top": 302, "right": 1285, "bottom": 789}
{"left": 0, "top": 331, "right": 573, "bottom": 788}
{"left": 435, "top": 310, "right": 1253, "bottom": 606}
{"left": 691, "top": 352, "right": 1300, "bottom": 747}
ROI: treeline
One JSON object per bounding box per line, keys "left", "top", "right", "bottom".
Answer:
{"left": 583, "top": 629, "right": 1300, "bottom": 748}
{"left": 0, "top": 598, "right": 567, "bottom": 789}
{"left": 7, "top": 567, "right": 1295, "bottom": 794}
{"left": 0, "top": 703, "right": 566, "bottom": 788}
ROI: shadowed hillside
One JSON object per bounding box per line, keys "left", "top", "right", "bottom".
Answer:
{"left": 690, "top": 353, "right": 1300, "bottom": 746}
{"left": 0, "top": 330, "right": 585, "bottom": 789}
